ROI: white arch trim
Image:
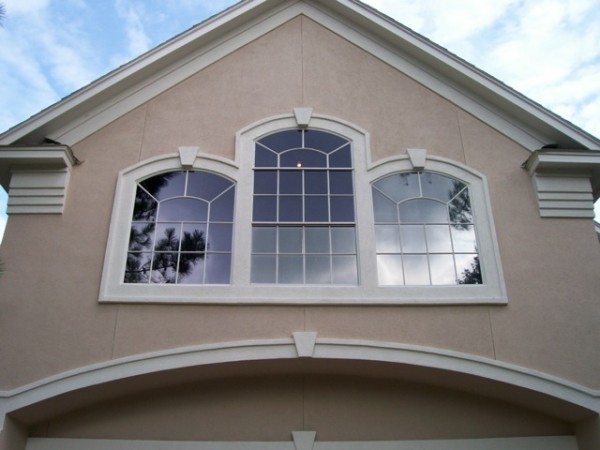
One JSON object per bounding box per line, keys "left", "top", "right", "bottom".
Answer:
{"left": 1, "top": 335, "right": 599, "bottom": 431}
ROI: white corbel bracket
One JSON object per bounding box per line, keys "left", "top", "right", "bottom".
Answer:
{"left": 524, "top": 150, "right": 600, "bottom": 218}
{"left": 407, "top": 148, "right": 427, "bottom": 170}
{"left": 292, "top": 332, "right": 317, "bottom": 357}
{"left": 293, "top": 108, "right": 313, "bottom": 128}
{"left": 0, "top": 145, "right": 76, "bottom": 214}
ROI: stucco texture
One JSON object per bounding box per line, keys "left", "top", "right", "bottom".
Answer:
{"left": 1, "top": 15, "right": 599, "bottom": 400}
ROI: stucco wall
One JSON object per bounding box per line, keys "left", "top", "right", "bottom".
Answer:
{"left": 0, "top": 15, "right": 599, "bottom": 397}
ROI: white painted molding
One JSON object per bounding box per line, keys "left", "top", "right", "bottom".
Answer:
{"left": 0, "top": 145, "right": 76, "bottom": 214}
{"left": 292, "top": 332, "right": 318, "bottom": 357}
{"left": 178, "top": 146, "right": 200, "bottom": 168}
{"left": 24, "top": 435, "right": 578, "bottom": 450}
{"left": 293, "top": 107, "right": 313, "bottom": 128}
{"left": 406, "top": 148, "right": 427, "bottom": 170}
{"left": 525, "top": 150, "right": 600, "bottom": 218}
{"left": 292, "top": 431, "right": 316, "bottom": 450}
{"left": 2, "top": 338, "right": 600, "bottom": 434}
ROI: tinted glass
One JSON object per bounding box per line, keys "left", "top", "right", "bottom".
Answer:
{"left": 375, "top": 225, "right": 400, "bottom": 253}
{"left": 398, "top": 199, "right": 447, "bottom": 223}
{"left": 377, "top": 254, "right": 403, "bottom": 285}
{"left": 258, "top": 129, "right": 302, "bottom": 152}
{"left": 133, "top": 188, "right": 157, "bottom": 221}
{"left": 154, "top": 223, "right": 181, "bottom": 251}
{"left": 403, "top": 255, "right": 430, "bottom": 285}
{"left": 331, "top": 227, "right": 356, "bottom": 253}
{"left": 421, "top": 173, "right": 463, "bottom": 202}
{"left": 252, "top": 227, "right": 277, "bottom": 253}
{"left": 456, "top": 254, "right": 482, "bottom": 284}
{"left": 253, "top": 196, "right": 277, "bottom": 222}
{"left": 278, "top": 255, "right": 304, "bottom": 283}
{"left": 374, "top": 173, "right": 420, "bottom": 203}
{"left": 306, "top": 255, "right": 331, "bottom": 284}
{"left": 279, "top": 196, "right": 303, "bottom": 221}
{"left": 305, "top": 196, "right": 329, "bottom": 222}
{"left": 305, "top": 171, "right": 328, "bottom": 194}
{"left": 210, "top": 188, "right": 235, "bottom": 222}
{"left": 279, "top": 171, "right": 303, "bottom": 194}
{"left": 426, "top": 225, "right": 452, "bottom": 253}
{"left": 141, "top": 171, "right": 185, "bottom": 201}
{"left": 281, "top": 149, "right": 326, "bottom": 168}
{"left": 187, "top": 171, "right": 233, "bottom": 201}
{"left": 255, "top": 146, "right": 277, "bottom": 167}
{"left": 372, "top": 189, "right": 397, "bottom": 223}
{"left": 332, "top": 255, "right": 358, "bottom": 284}
{"left": 305, "top": 227, "right": 330, "bottom": 253}
{"left": 329, "top": 171, "right": 353, "bottom": 194}
{"left": 329, "top": 145, "right": 352, "bottom": 168}
{"left": 330, "top": 197, "right": 355, "bottom": 222}
{"left": 304, "top": 130, "right": 347, "bottom": 152}
{"left": 129, "top": 222, "right": 155, "bottom": 251}
{"left": 279, "top": 227, "right": 302, "bottom": 253}
{"left": 204, "top": 253, "right": 231, "bottom": 284}
{"left": 429, "top": 254, "right": 456, "bottom": 285}
{"left": 159, "top": 198, "right": 208, "bottom": 222}
{"left": 251, "top": 255, "right": 276, "bottom": 283}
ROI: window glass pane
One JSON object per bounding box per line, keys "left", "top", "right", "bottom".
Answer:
{"left": 305, "top": 196, "right": 329, "bottom": 222}
{"left": 252, "top": 227, "right": 277, "bottom": 253}
{"left": 429, "top": 254, "right": 456, "bottom": 285}
{"left": 330, "top": 196, "right": 355, "bottom": 222}
{"left": 426, "top": 225, "right": 452, "bottom": 253}
{"left": 253, "top": 196, "right": 277, "bottom": 221}
{"left": 377, "top": 254, "right": 404, "bottom": 285}
{"left": 399, "top": 199, "right": 447, "bottom": 223}
{"left": 374, "top": 173, "right": 420, "bottom": 203}
{"left": 329, "top": 144, "right": 352, "bottom": 168}
{"left": 449, "top": 189, "right": 473, "bottom": 223}
{"left": 210, "top": 188, "right": 235, "bottom": 222}
{"left": 177, "top": 253, "right": 205, "bottom": 284}
{"left": 279, "top": 227, "right": 303, "bottom": 253}
{"left": 403, "top": 255, "right": 430, "bottom": 285}
{"left": 451, "top": 225, "right": 477, "bottom": 253}
{"left": 306, "top": 255, "right": 331, "bottom": 284}
{"left": 255, "top": 146, "right": 277, "bottom": 167}
{"left": 332, "top": 255, "right": 358, "bottom": 285}
{"left": 331, "top": 227, "right": 356, "bottom": 253}
{"left": 304, "top": 130, "right": 347, "bottom": 152}
{"left": 151, "top": 252, "right": 179, "bottom": 283}
{"left": 305, "top": 227, "right": 330, "bottom": 253}
{"left": 133, "top": 188, "right": 157, "bottom": 221}
{"left": 329, "top": 171, "right": 353, "bottom": 194}
{"left": 400, "top": 225, "right": 426, "bottom": 253}
{"left": 372, "top": 189, "right": 397, "bottom": 223}
{"left": 154, "top": 224, "right": 181, "bottom": 251}
{"left": 254, "top": 171, "right": 277, "bottom": 194}
{"left": 456, "top": 254, "right": 482, "bottom": 284}
{"left": 204, "top": 253, "right": 231, "bottom": 284}
{"left": 421, "top": 173, "right": 463, "bottom": 202}
{"left": 279, "top": 170, "right": 303, "bottom": 194}
{"left": 129, "top": 222, "right": 155, "bottom": 251}
{"left": 141, "top": 171, "right": 186, "bottom": 201}
{"left": 159, "top": 198, "right": 208, "bottom": 222}
{"left": 251, "top": 255, "right": 276, "bottom": 283}
{"left": 207, "top": 223, "right": 232, "bottom": 252}
{"left": 279, "top": 196, "right": 303, "bottom": 221}
{"left": 281, "top": 149, "right": 326, "bottom": 168}
{"left": 305, "top": 171, "right": 328, "bottom": 194}
{"left": 258, "top": 129, "right": 302, "bottom": 153}
{"left": 187, "top": 171, "right": 232, "bottom": 201}
{"left": 124, "top": 252, "right": 152, "bottom": 283}
{"left": 180, "top": 224, "right": 207, "bottom": 253}
{"left": 278, "top": 255, "right": 304, "bottom": 284}
{"left": 375, "top": 225, "right": 400, "bottom": 253}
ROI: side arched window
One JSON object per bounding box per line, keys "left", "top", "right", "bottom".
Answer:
{"left": 372, "top": 171, "right": 480, "bottom": 286}
{"left": 125, "top": 170, "right": 234, "bottom": 284}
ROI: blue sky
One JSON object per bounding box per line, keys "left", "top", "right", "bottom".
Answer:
{"left": 1, "top": 0, "right": 599, "bottom": 242}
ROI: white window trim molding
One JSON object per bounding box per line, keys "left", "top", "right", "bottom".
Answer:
{"left": 99, "top": 112, "right": 505, "bottom": 304}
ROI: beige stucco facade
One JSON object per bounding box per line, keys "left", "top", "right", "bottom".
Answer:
{"left": 1, "top": 3, "right": 599, "bottom": 450}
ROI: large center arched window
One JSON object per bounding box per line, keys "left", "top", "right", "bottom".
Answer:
{"left": 251, "top": 129, "right": 357, "bottom": 285}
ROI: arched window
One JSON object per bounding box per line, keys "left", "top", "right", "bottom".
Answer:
{"left": 125, "top": 170, "right": 234, "bottom": 284}
{"left": 372, "top": 171, "right": 480, "bottom": 286}
{"left": 250, "top": 129, "right": 357, "bottom": 285}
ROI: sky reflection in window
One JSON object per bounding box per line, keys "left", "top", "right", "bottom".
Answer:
{"left": 252, "top": 129, "right": 356, "bottom": 285}
{"left": 373, "top": 171, "right": 481, "bottom": 285}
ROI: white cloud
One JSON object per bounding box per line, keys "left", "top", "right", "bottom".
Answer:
{"left": 3, "top": 0, "right": 50, "bottom": 15}
{"left": 114, "top": 0, "right": 153, "bottom": 63}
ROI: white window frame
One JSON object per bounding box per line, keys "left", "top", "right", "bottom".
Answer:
{"left": 99, "top": 112, "right": 505, "bottom": 304}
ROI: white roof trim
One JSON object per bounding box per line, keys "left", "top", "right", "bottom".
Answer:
{"left": 0, "top": 0, "right": 598, "bottom": 150}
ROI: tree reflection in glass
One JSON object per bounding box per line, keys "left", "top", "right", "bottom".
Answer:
{"left": 372, "top": 171, "right": 481, "bottom": 285}
{"left": 124, "top": 170, "right": 234, "bottom": 284}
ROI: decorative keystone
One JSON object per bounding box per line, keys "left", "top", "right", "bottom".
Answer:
{"left": 407, "top": 148, "right": 427, "bottom": 171}
{"left": 293, "top": 108, "right": 313, "bottom": 128}
{"left": 292, "top": 332, "right": 317, "bottom": 357}
{"left": 292, "top": 431, "right": 316, "bottom": 450}
{"left": 178, "top": 146, "right": 199, "bottom": 168}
